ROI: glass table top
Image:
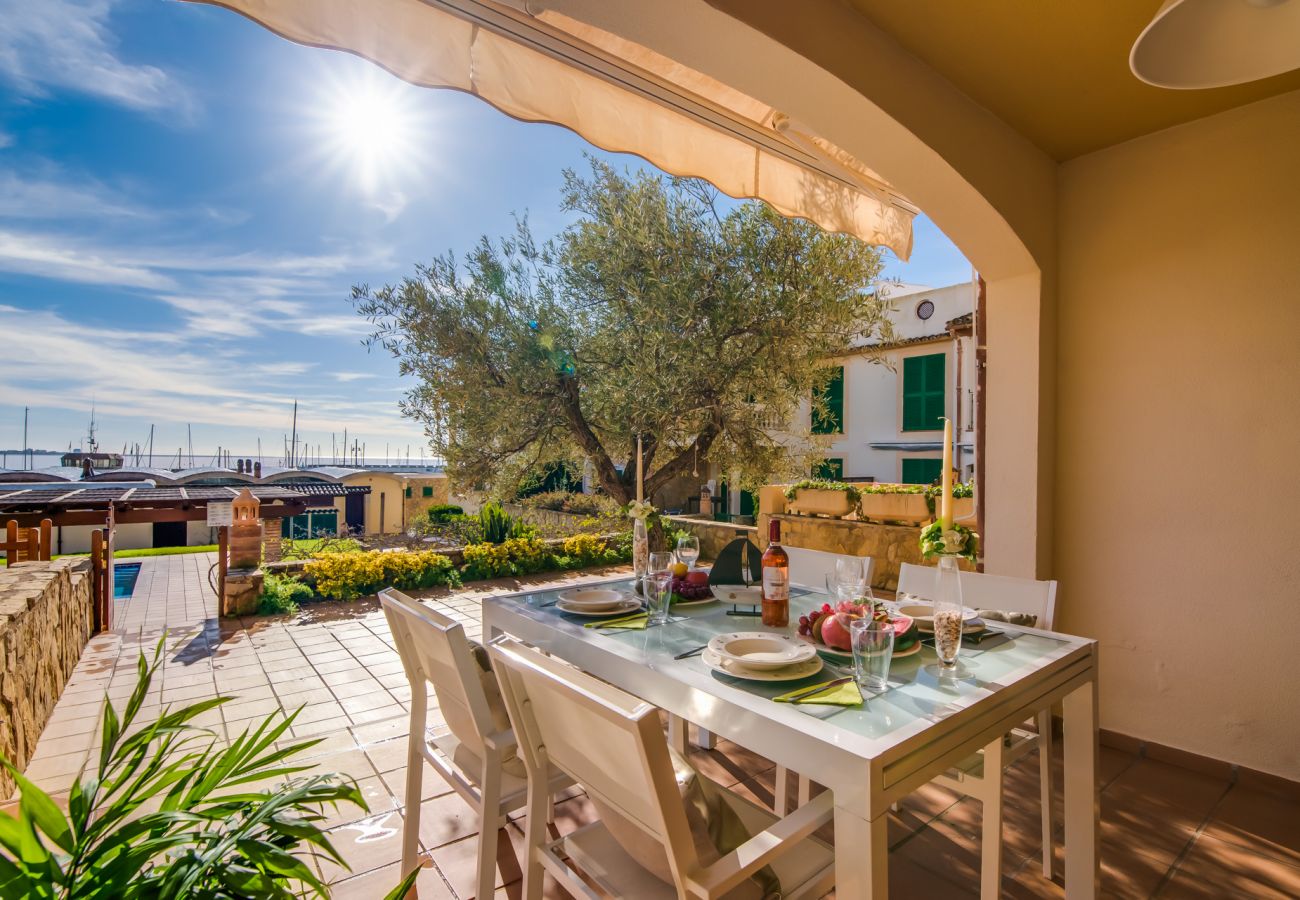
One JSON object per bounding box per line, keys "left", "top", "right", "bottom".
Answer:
{"left": 486, "top": 578, "right": 1089, "bottom": 754}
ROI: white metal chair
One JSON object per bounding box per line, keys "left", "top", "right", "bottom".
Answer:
{"left": 785, "top": 546, "right": 876, "bottom": 592}
{"left": 379, "top": 589, "right": 572, "bottom": 899}
{"left": 897, "top": 563, "right": 1061, "bottom": 895}
{"left": 489, "top": 635, "right": 837, "bottom": 900}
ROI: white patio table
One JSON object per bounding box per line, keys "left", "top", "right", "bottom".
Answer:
{"left": 482, "top": 577, "right": 1099, "bottom": 898}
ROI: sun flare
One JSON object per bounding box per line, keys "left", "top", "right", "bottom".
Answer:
{"left": 320, "top": 73, "right": 418, "bottom": 191}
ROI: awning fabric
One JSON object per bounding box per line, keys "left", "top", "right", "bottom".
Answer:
{"left": 190, "top": 0, "right": 916, "bottom": 258}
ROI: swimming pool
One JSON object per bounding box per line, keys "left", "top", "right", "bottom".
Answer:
{"left": 113, "top": 562, "right": 142, "bottom": 599}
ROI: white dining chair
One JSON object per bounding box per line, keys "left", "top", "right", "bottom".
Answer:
{"left": 489, "top": 635, "right": 837, "bottom": 900}
{"left": 786, "top": 546, "right": 876, "bottom": 593}
{"left": 896, "top": 563, "right": 1061, "bottom": 893}
{"left": 379, "top": 589, "right": 572, "bottom": 899}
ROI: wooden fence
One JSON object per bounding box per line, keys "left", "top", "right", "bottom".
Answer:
{"left": 1, "top": 518, "right": 52, "bottom": 565}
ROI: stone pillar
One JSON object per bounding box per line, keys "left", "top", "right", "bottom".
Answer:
{"left": 222, "top": 489, "right": 264, "bottom": 617}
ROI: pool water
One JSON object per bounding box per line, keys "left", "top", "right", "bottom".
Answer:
{"left": 113, "top": 562, "right": 142, "bottom": 599}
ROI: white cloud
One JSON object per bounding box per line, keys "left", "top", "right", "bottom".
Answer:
{"left": 0, "top": 304, "right": 411, "bottom": 437}
{"left": 0, "top": 229, "right": 174, "bottom": 288}
{"left": 333, "top": 372, "right": 376, "bottom": 383}
{"left": 0, "top": 131, "right": 13, "bottom": 149}
{"left": 0, "top": 0, "right": 193, "bottom": 114}
{"left": 0, "top": 171, "right": 145, "bottom": 219}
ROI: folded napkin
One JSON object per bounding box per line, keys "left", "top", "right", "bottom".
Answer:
{"left": 585, "top": 612, "right": 648, "bottom": 630}
{"left": 774, "top": 679, "right": 863, "bottom": 706}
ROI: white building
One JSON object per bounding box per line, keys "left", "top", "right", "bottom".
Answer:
{"left": 788, "top": 280, "right": 978, "bottom": 486}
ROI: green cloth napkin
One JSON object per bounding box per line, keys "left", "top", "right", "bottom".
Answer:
{"left": 584, "top": 612, "right": 648, "bottom": 630}
{"left": 774, "top": 679, "right": 863, "bottom": 706}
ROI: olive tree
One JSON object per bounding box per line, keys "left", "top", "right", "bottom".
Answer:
{"left": 353, "top": 157, "right": 893, "bottom": 503}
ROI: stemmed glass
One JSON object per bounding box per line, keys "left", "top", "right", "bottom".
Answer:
{"left": 932, "top": 556, "right": 965, "bottom": 668}
{"left": 675, "top": 535, "right": 700, "bottom": 569}
{"left": 647, "top": 551, "right": 676, "bottom": 625}
{"left": 825, "top": 557, "right": 870, "bottom": 604}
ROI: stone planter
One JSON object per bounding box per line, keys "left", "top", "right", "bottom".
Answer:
{"left": 786, "top": 488, "right": 856, "bottom": 518}
{"left": 858, "top": 493, "right": 974, "bottom": 525}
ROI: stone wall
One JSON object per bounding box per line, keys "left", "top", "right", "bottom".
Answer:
{"left": 665, "top": 516, "right": 757, "bottom": 562}
{"left": 0, "top": 558, "right": 94, "bottom": 798}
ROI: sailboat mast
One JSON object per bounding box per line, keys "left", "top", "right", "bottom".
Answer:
{"left": 147, "top": 424, "right": 154, "bottom": 466}
{"left": 289, "top": 399, "right": 298, "bottom": 468}
{"left": 22, "top": 406, "right": 28, "bottom": 470}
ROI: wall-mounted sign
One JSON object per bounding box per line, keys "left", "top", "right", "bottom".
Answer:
{"left": 206, "top": 502, "right": 233, "bottom": 527}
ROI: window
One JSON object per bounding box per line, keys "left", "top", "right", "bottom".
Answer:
{"left": 916, "top": 299, "right": 935, "bottom": 320}
{"left": 404, "top": 486, "right": 412, "bottom": 498}
{"left": 902, "top": 353, "right": 945, "bottom": 432}
{"left": 422, "top": 485, "right": 433, "bottom": 497}
{"left": 812, "top": 365, "right": 844, "bottom": 434}
{"left": 902, "top": 458, "right": 942, "bottom": 485}
{"left": 814, "top": 458, "right": 844, "bottom": 480}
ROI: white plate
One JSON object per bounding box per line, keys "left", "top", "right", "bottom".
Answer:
{"left": 556, "top": 597, "right": 643, "bottom": 618}
{"left": 700, "top": 647, "right": 823, "bottom": 682}
{"left": 893, "top": 601, "right": 978, "bottom": 623}
{"left": 556, "top": 587, "right": 629, "bottom": 610}
{"left": 707, "top": 632, "right": 818, "bottom": 670}
{"left": 714, "top": 585, "right": 763, "bottom": 605}
{"left": 796, "top": 633, "right": 925, "bottom": 660}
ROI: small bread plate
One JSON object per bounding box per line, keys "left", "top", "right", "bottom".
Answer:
{"left": 555, "top": 597, "right": 643, "bottom": 618}
{"left": 670, "top": 593, "right": 718, "bottom": 607}
{"left": 556, "top": 588, "right": 630, "bottom": 611}
{"left": 797, "top": 634, "right": 924, "bottom": 660}
{"left": 707, "top": 632, "right": 818, "bottom": 670}
{"left": 700, "top": 647, "right": 823, "bottom": 682}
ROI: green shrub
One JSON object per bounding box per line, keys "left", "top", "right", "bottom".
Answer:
{"left": 303, "top": 549, "right": 460, "bottom": 601}
{"left": 0, "top": 636, "right": 419, "bottom": 899}
{"left": 258, "top": 572, "right": 314, "bottom": 615}
{"left": 427, "top": 503, "right": 465, "bottom": 524}
{"left": 478, "top": 501, "right": 530, "bottom": 544}
{"left": 783, "top": 479, "right": 862, "bottom": 506}
{"left": 461, "top": 537, "right": 556, "bottom": 580}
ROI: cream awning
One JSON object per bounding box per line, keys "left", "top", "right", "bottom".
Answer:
{"left": 190, "top": 0, "right": 917, "bottom": 258}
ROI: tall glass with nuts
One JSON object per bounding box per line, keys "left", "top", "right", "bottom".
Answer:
{"left": 932, "top": 555, "right": 964, "bottom": 667}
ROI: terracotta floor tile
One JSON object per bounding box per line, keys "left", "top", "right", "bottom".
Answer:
{"left": 317, "top": 808, "right": 407, "bottom": 884}
{"left": 329, "top": 858, "right": 455, "bottom": 900}
{"left": 1202, "top": 784, "right": 1300, "bottom": 867}
{"left": 1159, "top": 833, "right": 1300, "bottom": 899}
{"left": 1104, "top": 758, "right": 1230, "bottom": 820}
{"left": 417, "top": 789, "right": 485, "bottom": 850}
{"left": 428, "top": 827, "right": 526, "bottom": 900}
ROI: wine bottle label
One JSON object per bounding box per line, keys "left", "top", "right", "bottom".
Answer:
{"left": 762, "top": 568, "right": 789, "bottom": 602}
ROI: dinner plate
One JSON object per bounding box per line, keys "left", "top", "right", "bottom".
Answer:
{"left": 556, "top": 587, "right": 630, "bottom": 610}
{"left": 893, "top": 601, "right": 979, "bottom": 624}
{"left": 707, "top": 632, "right": 817, "bottom": 670}
{"left": 797, "top": 634, "right": 924, "bottom": 660}
{"left": 700, "top": 647, "right": 823, "bottom": 682}
{"left": 555, "top": 597, "right": 643, "bottom": 618}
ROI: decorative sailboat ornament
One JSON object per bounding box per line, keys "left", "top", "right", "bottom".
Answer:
{"left": 709, "top": 534, "right": 764, "bottom": 617}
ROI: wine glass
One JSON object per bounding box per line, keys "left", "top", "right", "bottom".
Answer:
{"left": 676, "top": 534, "right": 700, "bottom": 569}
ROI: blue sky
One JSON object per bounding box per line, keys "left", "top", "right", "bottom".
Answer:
{"left": 0, "top": 0, "right": 970, "bottom": 463}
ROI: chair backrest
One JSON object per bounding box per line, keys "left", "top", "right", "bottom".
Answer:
{"left": 895, "top": 563, "right": 1058, "bottom": 629}
{"left": 786, "top": 546, "right": 875, "bottom": 590}
{"left": 379, "top": 589, "right": 501, "bottom": 752}
{"left": 489, "top": 637, "right": 703, "bottom": 882}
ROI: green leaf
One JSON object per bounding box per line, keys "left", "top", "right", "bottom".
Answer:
{"left": 382, "top": 865, "right": 422, "bottom": 900}
{"left": 2, "top": 761, "right": 73, "bottom": 853}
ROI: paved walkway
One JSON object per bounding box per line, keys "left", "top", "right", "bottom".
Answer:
{"left": 10, "top": 554, "right": 1300, "bottom": 898}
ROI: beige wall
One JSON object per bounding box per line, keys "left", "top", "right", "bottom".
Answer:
{"left": 401, "top": 475, "right": 451, "bottom": 526}
{"left": 1056, "top": 90, "right": 1300, "bottom": 780}
{"left": 341, "top": 474, "right": 405, "bottom": 534}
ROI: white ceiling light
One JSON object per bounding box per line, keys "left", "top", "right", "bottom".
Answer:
{"left": 1131, "top": 0, "right": 1300, "bottom": 89}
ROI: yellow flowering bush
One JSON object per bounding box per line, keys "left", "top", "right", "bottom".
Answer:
{"left": 461, "top": 537, "right": 555, "bottom": 580}
{"left": 304, "top": 549, "right": 459, "bottom": 601}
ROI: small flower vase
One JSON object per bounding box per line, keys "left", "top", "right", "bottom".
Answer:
{"left": 932, "top": 554, "right": 965, "bottom": 668}
{"left": 632, "top": 517, "right": 649, "bottom": 595}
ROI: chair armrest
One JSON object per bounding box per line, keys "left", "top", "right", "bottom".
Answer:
{"left": 686, "top": 791, "right": 833, "bottom": 897}
{"left": 481, "top": 727, "right": 517, "bottom": 753}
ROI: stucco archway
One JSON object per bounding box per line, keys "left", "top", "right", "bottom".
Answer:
{"left": 544, "top": 0, "right": 1057, "bottom": 576}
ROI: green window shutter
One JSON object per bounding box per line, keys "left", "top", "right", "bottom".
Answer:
{"left": 903, "top": 353, "right": 946, "bottom": 432}
{"left": 813, "top": 458, "right": 844, "bottom": 480}
{"left": 405, "top": 486, "right": 412, "bottom": 498}
{"left": 812, "top": 366, "right": 844, "bottom": 434}
{"left": 902, "top": 458, "right": 943, "bottom": 485}
{"left": 422, "top": 485, "right": 433, "bottom": 497}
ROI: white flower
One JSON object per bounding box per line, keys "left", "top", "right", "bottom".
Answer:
{"left": 627, "top": 500, "right": 655, "bottom": 521}
{"left": 940, "top": 529, "right": 967, "bottom": 554}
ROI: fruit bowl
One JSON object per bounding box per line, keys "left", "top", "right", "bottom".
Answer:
{"left": 669, "top": 570, "right": 714, "bottom": 603}
{"left": 797, "top": 599, "right": 920, "bottom": 654}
